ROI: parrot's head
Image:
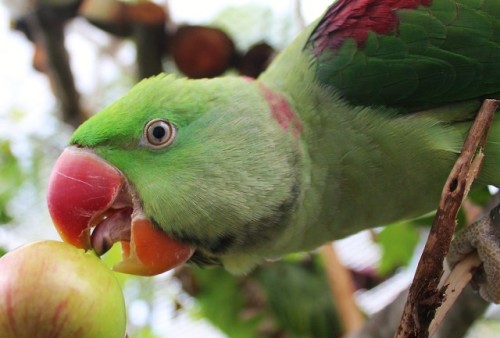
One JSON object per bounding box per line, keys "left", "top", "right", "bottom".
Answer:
{"left": 47, "top": 74, "right": 303, "bottom": 275}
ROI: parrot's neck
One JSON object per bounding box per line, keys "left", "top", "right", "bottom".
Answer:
{"left": 260, "top": 88, "right": 464, "bottom": 258}
{"left": 255, "top": 21, "right": 465, "bottom": 256}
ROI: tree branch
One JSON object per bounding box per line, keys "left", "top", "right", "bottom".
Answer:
{"left": 29, "top": 6, "right": 86, "bottom": 128}
{"left": 348, "top": 283, "right": 488, "bottom": 338}
{"left": 395, "top": 99, "right": 499, "bottom": 338}
{"left": 321, "top": 243, "right": 365, "bottom": 335}
{"left": 126, "top": 2, "right": 168, "bottom": 79}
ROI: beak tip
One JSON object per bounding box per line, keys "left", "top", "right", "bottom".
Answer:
{"left": 47, "top": 147, "right": 124, "bottom": 251}
{"left": 51, "top": 217, "right": 91, "bottom": 250}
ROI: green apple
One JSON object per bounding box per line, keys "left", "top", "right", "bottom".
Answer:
{"left": 0, "top": 240, "right": 126, "bottom": 338}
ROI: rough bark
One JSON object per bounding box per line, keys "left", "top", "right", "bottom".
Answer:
{"left": 395, "top": 99, "right": 499, "bottom": 337}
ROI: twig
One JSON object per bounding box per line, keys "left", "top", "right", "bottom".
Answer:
{"left": 127, "top": 2, "right": 168, "bottom": 79}
{"left": 428, "top": 252, "right": 481, "bottom": 336}
{"left": 133, "top": 23, "right": 166, "bottom": 79}
{"left": 394, "top": 99, "right": 499, "bottom": 338}
{"left": 29, "top": 6, "right": 86, "bottom": 128}
{"left": 347, "top": 280, "right": 488, "bottom": 338}
{"left": 428, "top": 192, "right": 500, "bottom": 335}
{"left": 321, "top": 243, "right": 365, "bottom": 336}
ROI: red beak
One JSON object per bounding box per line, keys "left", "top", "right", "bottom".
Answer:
{"left": 47, "top": 147, "right": 194, "bottom": 276}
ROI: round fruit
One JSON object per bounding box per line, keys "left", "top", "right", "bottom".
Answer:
{"left": 0, "top": 240, "right": 126, "bottom": 338}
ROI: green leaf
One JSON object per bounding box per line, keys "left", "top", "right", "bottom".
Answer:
{"left": 192, "top": 267, "right": 263, "bottom": 338}
{"left": 0, "top": 207, "right": 13, "bottom": 224}
{"left": 189, "top": 258, "right": 342, "bottom": 338}
{"left": 257, "top": 259, "right": 341, "bottom": 338}
{"left": 130, "top": 326, "right": 161, "bottom": 338}
{"left": 0, "top": 140, "right": 23, "bottom": 225}
{"left": 377, "top": 222, "right": 420, "bottom": 275}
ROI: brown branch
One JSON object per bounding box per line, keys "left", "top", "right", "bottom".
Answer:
{"left": 80, "top": 0, "right": 169, "bottom": 79}
{"left": 29, "top": 7, "right": 86, "bottom": 128}
{"left": 395, "top": 99, "right": 499, "bottom": 338}
{"left": 321, "top": 243, "right": 365, "bottom": 335}
{"left": 428, "top": 252, "right": 481, "bottom": 336}
{"left": 127, "top": 2, "right": 168, "bottom": 79}
{"left": 132, "top": 23, "right": 166, "bottom": 79}
{"left": 348, "top": 283, "right": 488, "bottom": 338}
{"left": 429, "top": 191, "right": 500, "bottom": 335}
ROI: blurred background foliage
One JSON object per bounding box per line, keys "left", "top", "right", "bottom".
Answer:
{"left": 0, "top": 140, "right": 22, "bottom": 224}
{"left": 0, "top": 0, "right": 499, "bottom": 337}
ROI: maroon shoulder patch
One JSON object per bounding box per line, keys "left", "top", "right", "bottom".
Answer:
{"left": 312, "top": 0, "right": 433, "bottom": 53}
{"left": 257, "top": 82, "right": 302, "bottom": 137}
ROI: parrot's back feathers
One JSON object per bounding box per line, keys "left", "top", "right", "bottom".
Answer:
{"left": 307, "top": 0, "right": 500, "bottom": 111}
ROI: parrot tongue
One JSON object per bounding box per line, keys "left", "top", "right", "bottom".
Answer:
{"left": 47, "top": 147, "right": 194, "bottom": 276}
{"left": 90, "top": 207, "right": 133, "bottom": 256}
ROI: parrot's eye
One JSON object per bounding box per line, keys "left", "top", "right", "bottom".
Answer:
{"left": 144, "top": 119, "right": 176, "bottom": 149}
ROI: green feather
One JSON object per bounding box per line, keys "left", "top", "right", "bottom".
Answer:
{"left": 312, "top": 0, "right": 500, "bottom": 110}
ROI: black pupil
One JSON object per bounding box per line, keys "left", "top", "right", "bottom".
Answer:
{"left": 152, "top": 125, "right": 166, "bottom": 140}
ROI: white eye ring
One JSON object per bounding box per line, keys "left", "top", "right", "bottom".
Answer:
{"left": 144, "top": 119, "right": 176, "bottom": 149}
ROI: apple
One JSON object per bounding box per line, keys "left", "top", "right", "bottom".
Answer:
{"left": 0, "top": 240, "right": 126, "bottom": 338}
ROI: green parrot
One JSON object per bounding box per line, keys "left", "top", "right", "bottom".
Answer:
{"left": 47, "top": 0, "right": 500, "bottom": 303}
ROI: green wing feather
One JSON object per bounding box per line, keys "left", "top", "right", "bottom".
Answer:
{"left": 311, "top": 0, "right": 500, "bottom": 111}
